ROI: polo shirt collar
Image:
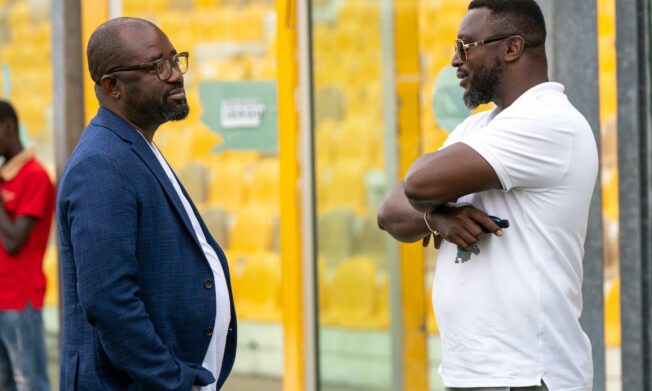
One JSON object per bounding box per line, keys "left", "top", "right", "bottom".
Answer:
{"left": 0, "top": 147, "right": 34, "bottom": 181}
{"left": 517, "top": 82, "right": 564, "bottom": 102}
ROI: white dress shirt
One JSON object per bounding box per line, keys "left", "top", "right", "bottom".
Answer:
{"left": 147, "top": 140, "right": 231, "bottom": 390}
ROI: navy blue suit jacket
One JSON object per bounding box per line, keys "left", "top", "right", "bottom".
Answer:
{"left": 57, "top": 108, "right": 237, "bottom": 390}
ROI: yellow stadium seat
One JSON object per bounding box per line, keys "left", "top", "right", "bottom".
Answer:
{"left": 43, "top": 245, "right": 58, "bottom": 307}
{"left": 228, "top": 206, "right": 276, "bottom": 253}
{"left": 322, "top": 162, "right": 367, "bottom": 214}
{"left": 208, "top": 151, "right": 260, "bottom": 211}
{"left": 177, "top": 162, "right": 210, "bottom": 206}
{"left": 189, "top": 125, "right": 223, "bottom": 162}
{"left": 321, "top": 256, "right": 383, "bottom": 329}
{"left": 317, "top": 257, "right": 328, "bottom": 314}
{"left": 605, "top": 277, "right": 621, "bottom": 347}
{"left": 244, "top": 157, "right": 279, "bottom": 211}
{"left": 237, "top": 5, "right": 265, "bottom": 41}
{"left": 315, "top": 87, "right": 346, "bottom": 123}
{"left": 8, "top": 2, "right": 32, "bottom": 29}
{"left": 223, "top": 249, "right": 247, "bottom": 305}
{"left": 250, "top": 56, "right": 276, "bottom": 79}
{"left": 317, "top": 208, "right": 355, "bottom": 265}
{"left": 333, "top": 116, "right": 379, "bottom": 168}
{"left": 155, "top": 124, "right": 194, "bottom": 168}
{"left": 201, "top": 205, "right": 229, "bottom": 247}
{"left": 236, "top": 252, "right": 281, "bottom": 322}
{"left": 375, "top": 272, "right": 390, "bottom": 329}
{"left": 314, "top": 120, "right": 339, "bottom": 165}
{"left": 194, "top": 0, "right": 218, "bottom": 10}
{"left": 354, "top": 213, "right": 388, "bottom": 266}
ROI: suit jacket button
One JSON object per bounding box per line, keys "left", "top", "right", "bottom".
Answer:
{"left": 205, "top": 327, "right": 214, "bottom": 336}
{"left": 204, "top": 279, "right": 213, "bottom": 289}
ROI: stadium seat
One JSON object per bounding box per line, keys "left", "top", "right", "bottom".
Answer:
{"left": 236, "top": 252, "right": 282, "bottom": 322}
{"left": 354, "top": 212, "right": 388, "bottom": 267}
{"left": 201, "top": 205, "right": 229, "bottom": 247}
{"left": 375, "top": 271, "right": 390, "bottom": 329}
{"left": 228, "top": 206, "right": 276, "bottom": 253}
{"left": 321, "top": 256, "right": 383, "bottom": 329}
{"left": 322, "top": 162, "right": 367, "bottom": 214}
{"left": 244, "top": 157, "right": 279, "bottom": 211}
{"left": 208, "top": 151, "right": 260, "bottom": 211}
{"left": 177, "top": 162, "right": 210, "bottom": 206}
{"left": 317, "top": 208, "right": 355, "bottom": 265}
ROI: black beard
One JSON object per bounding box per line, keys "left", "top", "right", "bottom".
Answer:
{"left": 463, "top": 59, "right": 503, "bottom": 109}
{"left": 161, "top": 99, "right": 189, "bottom": 121}
{"left": 124, "top": 89, "right": 189, "bottom": 129}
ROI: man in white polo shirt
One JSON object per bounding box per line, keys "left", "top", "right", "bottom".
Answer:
{"left": 378, "top": 1, "right": 597, "bottom": 390}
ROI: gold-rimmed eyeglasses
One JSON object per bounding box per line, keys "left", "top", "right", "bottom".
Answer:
{"left": 454, "top": 35, "right": 518, "bottom": 62}
{"left": 107, "top": 52, "right": 189, "bottom": 81}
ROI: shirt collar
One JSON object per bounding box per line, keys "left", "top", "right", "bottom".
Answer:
{"left": 0, "top": 147, "right": 35, "bottom": 181}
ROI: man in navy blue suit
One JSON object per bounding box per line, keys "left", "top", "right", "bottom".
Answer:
{"left": 57, "top": 17, "right": 236, "bottom": 390}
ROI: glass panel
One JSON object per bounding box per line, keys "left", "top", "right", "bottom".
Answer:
{"left": 107, "top": 1, "right": 282, "bottom": 389}
{"left": 311, "top": 1, "right": 393, "bottom": 390}
{"left": 0, "top": 0, "right": 58, "bottom": 385}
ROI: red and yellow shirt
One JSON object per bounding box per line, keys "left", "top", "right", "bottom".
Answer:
{"left": 0, "top": 148, "right": 55, "bottom": 309}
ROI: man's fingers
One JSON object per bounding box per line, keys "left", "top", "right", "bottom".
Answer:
{"left": 449, "top": 233, "right": 474, "bottom": 249}
{"left": 434, "top": 236, "right": 443, "bottom": 249}
{"left": 462, "top": 220, "right": 485, "bottom": 239}
{"left": 473, "top": 213, "right": 501, "bottom": 235}
{"left": 422, "top": 234, "right": 431, "bottom": 247}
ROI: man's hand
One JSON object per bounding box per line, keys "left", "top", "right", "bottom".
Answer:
{"left": 425, "top": 203, "right": 503, "bottom": 249}
{"left": 422, "top": 232, "right": 444, "bottom": 249}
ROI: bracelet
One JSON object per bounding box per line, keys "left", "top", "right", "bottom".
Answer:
{"left": 423, "top": 212, "right": 442, "bottom": 237}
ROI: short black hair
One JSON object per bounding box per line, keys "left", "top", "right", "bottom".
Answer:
{"left": 87, "top": 17, "right": 158, "bottom": 85}
{"left": 469, "top": 0, "right": 546, "bottom": 47}
{"left": 0, "top": 100, "right": 18, "bottom": 130}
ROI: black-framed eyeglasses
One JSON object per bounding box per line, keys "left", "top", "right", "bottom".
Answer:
{"left": 107, "top": 52, "right": 189, "bottom": 81}
{"left": 454, "top": 35, "right": 519, "bottom": 62}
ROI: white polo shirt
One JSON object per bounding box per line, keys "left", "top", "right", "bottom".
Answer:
{"left": 433, "top": 83, "right": 597, "bottom": 391}
{"left": 148, "top": 142, "right": 231, "bottom": 390}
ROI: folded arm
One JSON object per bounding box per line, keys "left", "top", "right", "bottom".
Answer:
{"left": 379, "top": 143, "right": 504, "bottom": 248}
{"left": 0, "top": 209, "right": 36, "bottom": 255}
{"left": 403, "top": 142, "right": 501, "bottom": 212}
{"left": 377, "top": 182, "right": 430, "bottom": 243}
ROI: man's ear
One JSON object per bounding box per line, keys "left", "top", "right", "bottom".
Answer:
{"left": 504, "top": 36, "right": 526, "bottom": 63}
{"left": 100, "top": 74, "right": 121, "bottom": 99}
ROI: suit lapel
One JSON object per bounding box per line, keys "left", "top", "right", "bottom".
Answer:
{"left": 91, "top": 109, "right": 202, "bottom": 250}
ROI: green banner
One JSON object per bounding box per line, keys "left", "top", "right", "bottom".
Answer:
{"left": 199, "top": 80, "right": 278, "bottom": 153}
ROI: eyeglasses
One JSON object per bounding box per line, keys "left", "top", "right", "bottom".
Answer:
{"left": 454, "top": 35, "right": 517, "bottom": 62}
{"left": 107, "top": 52, "right": 189, "bottom": 81}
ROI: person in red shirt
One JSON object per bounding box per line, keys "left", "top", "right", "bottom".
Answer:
{"left": 0, "top": 100, "right": 54, "bottom": 391}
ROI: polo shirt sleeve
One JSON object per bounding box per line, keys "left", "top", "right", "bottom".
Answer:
{"left": 462, "top": 110, "right": 572, "bottom": 191}
{"left": 16, "top": 169, "right": 53, "bottom": 220}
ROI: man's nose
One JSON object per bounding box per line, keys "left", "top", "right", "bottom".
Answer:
{"left": 451, "top": 51, "right": 463, "bottom": 67}
{"left": 167, "top": 65, "right": 183, "bottom": 83}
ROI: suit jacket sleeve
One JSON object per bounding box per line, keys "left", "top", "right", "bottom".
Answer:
{"left": 61, "top": 154, "right": 214, "bottom": 390}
